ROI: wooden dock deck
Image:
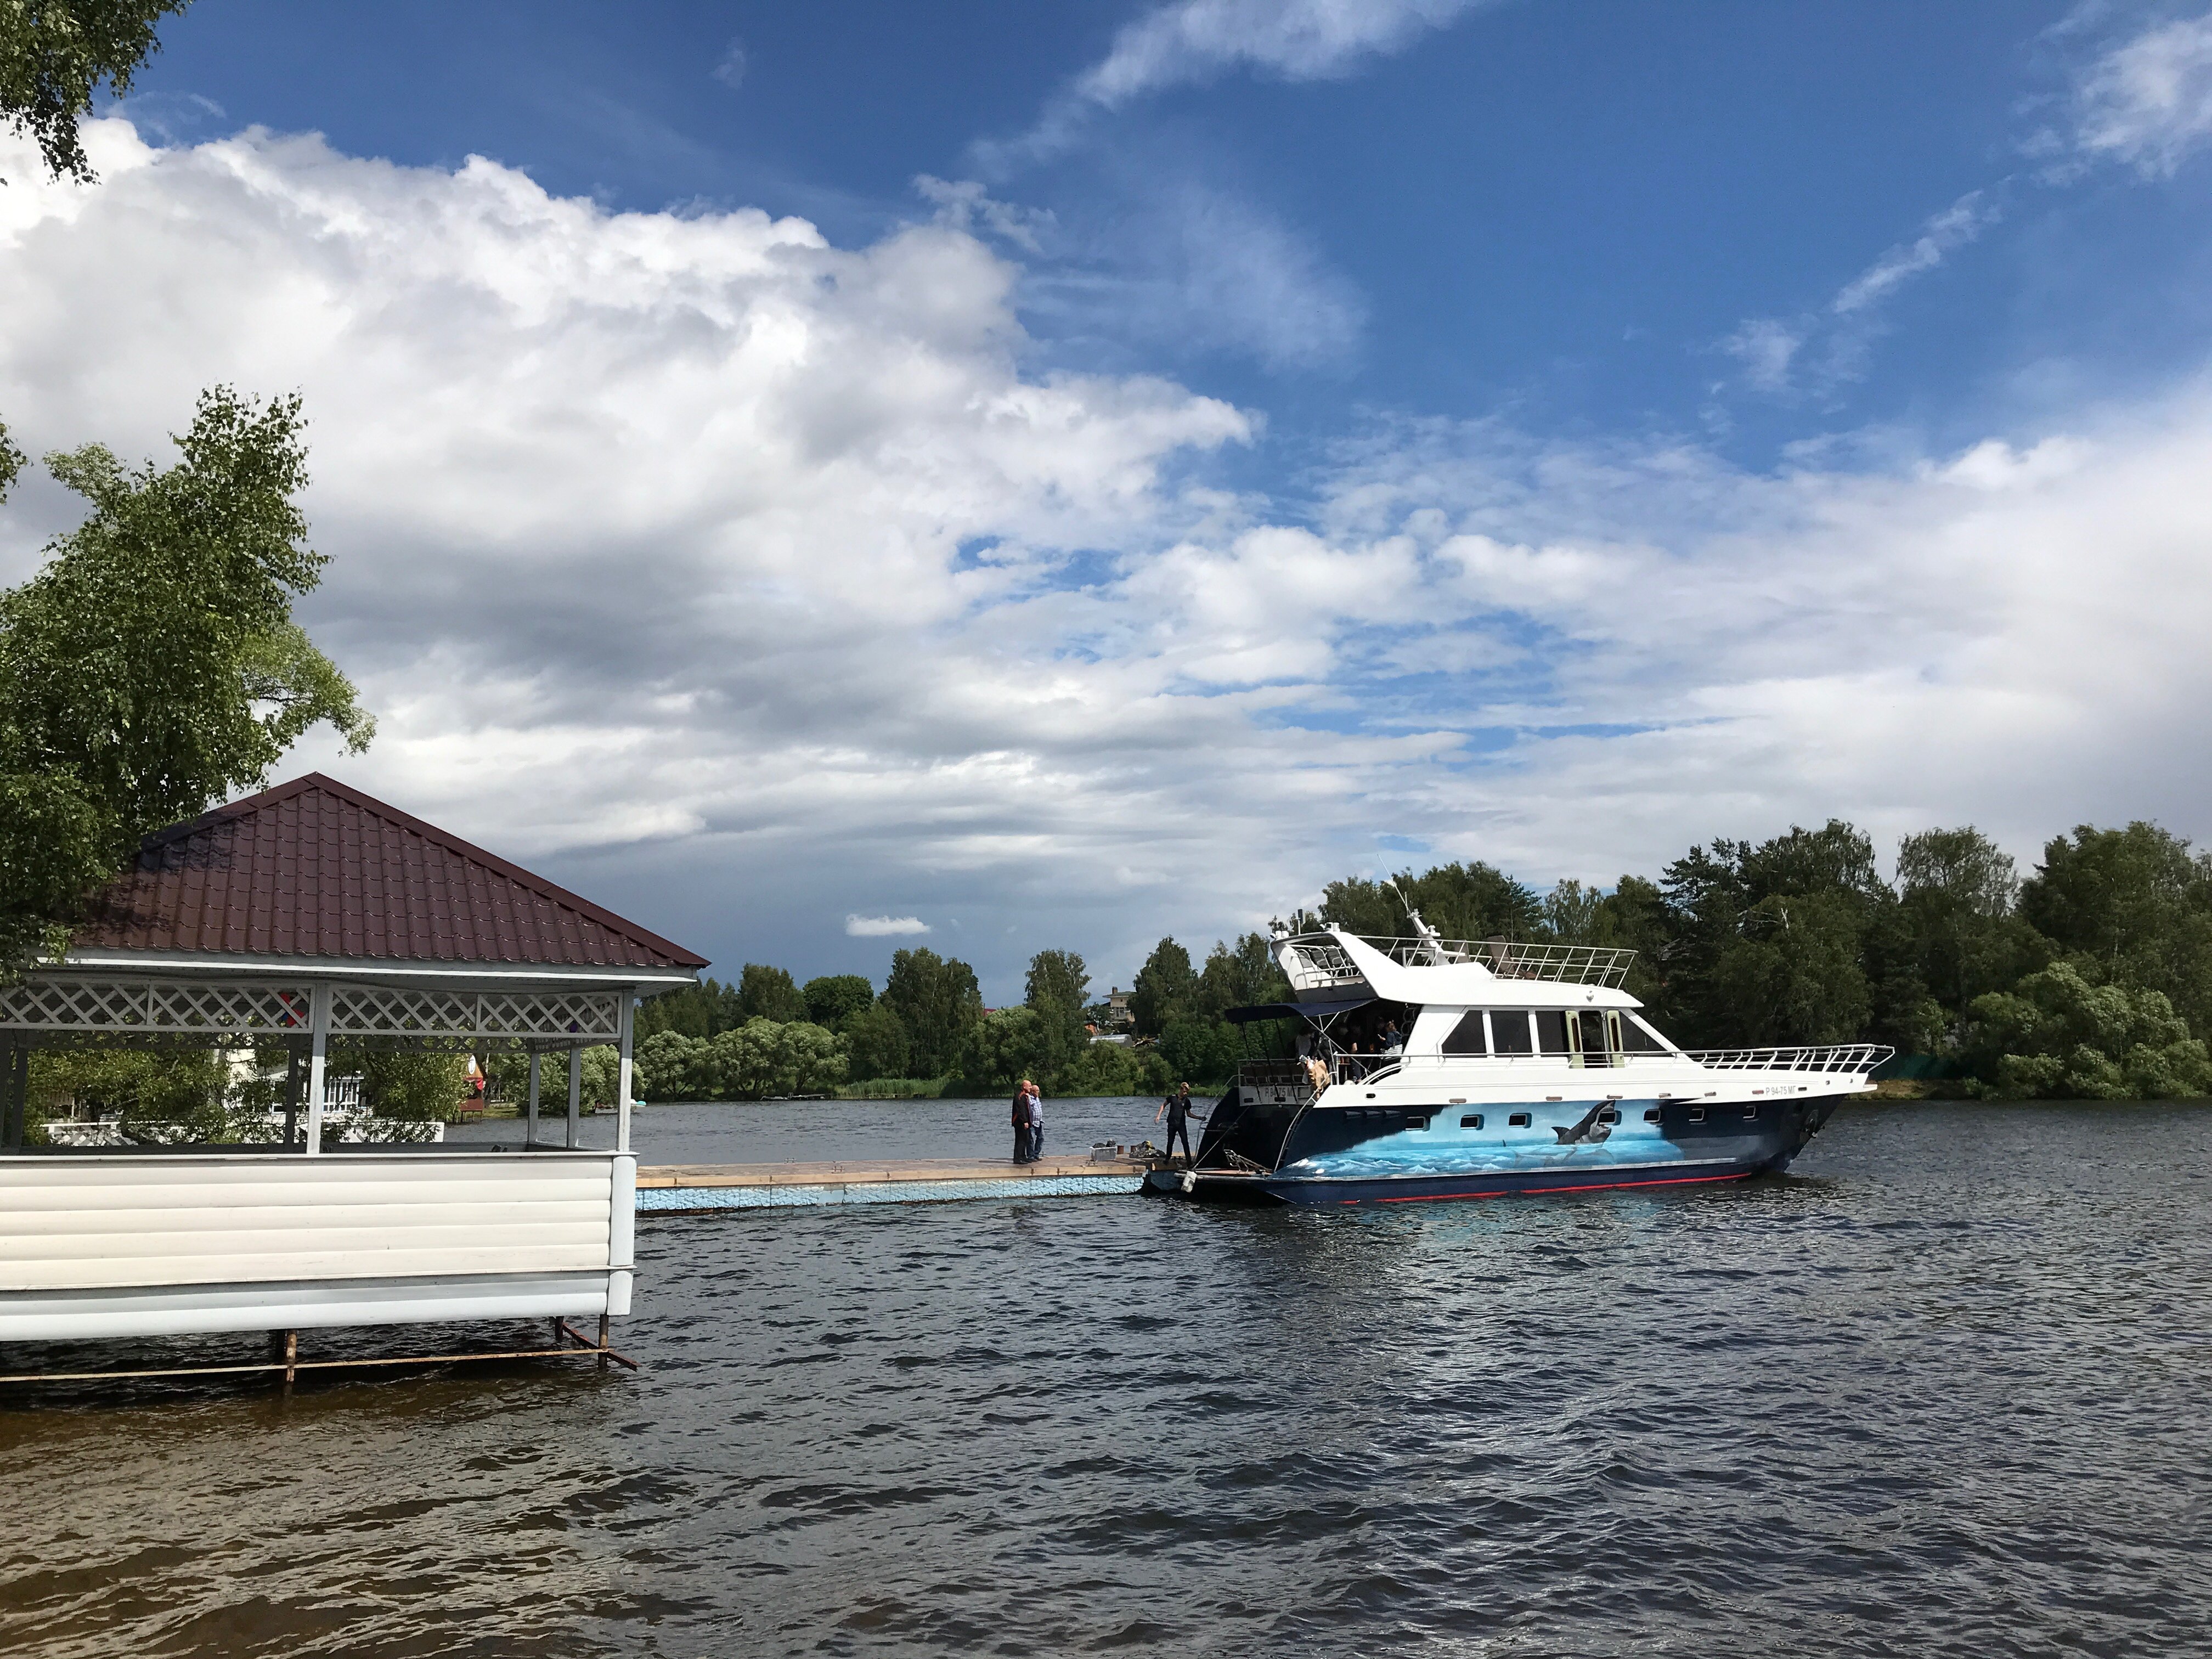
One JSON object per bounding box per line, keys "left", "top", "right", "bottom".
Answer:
{"left": 635, "top": 1153, "right": 1153, "bottom": 1213}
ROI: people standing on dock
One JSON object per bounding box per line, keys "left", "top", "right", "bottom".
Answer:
{"left": 1024, "top": 1081, "right": 1045, "bottom": 1162}
{"left": 1011, "top": 1081, "right": 1034, "bottom": 1163}
{"left": 1154, "top": 1082, "right": 1201, "bottom": 1164}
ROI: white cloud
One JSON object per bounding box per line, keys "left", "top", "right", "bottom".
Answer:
{"left": 712, "top": 37, "right": 749, "bottom": 90}
{"left": 1724, "top": 191, "right": 1999, "bottom": 396}
{"left": 1076, "top": 0, "right": 1494, "bottom": 106}
{"left": 986, "top": 0, "right": 1500, "bottom": 165}
{"left": 2074, "top": 10, "right": 2212, "bottom": 175}
{"left": 846, "top": 915, "right": 930, "bottom": 936}
{"left": 1831, "top": 191, "right": 1998, "bottom": 315}
{"left": 7, "top": 120, "right": 2212, "bottom": 994}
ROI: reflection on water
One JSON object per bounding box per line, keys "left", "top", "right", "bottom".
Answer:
{"left": 4, "top": 1102, "right": 2210, "bottom": 1657}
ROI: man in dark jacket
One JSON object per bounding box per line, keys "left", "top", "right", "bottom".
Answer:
{"left": 1154, "top": 1082, "right": 1200, "bottom": 1164}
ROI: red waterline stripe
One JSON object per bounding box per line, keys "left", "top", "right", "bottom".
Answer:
{"left": 1363, "top": 1171, "right": 1751, "bottom": 1205}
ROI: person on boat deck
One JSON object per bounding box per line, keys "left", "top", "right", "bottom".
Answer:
{"left": 1380, "top": 1018, "right": 1405, "bottom": 1056}
{"left": 1023, "top": 1081, "right": 1045, "bottom": 1161}
{"left": 1010, "top": 1082, "right": 1034, "bottom": 1164}
{"left": 1154, "top": 1082, "right": 1202, "bottom": 1163}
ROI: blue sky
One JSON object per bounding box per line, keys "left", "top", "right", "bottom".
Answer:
{"left": 6, "top": 0, "right": 2212, "bottom": 996}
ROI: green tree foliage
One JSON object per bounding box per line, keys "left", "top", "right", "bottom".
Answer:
{"left": 1052, "top": 1038, "right": 1169, "bottom": 1099}
{"left": 803, "top": 973, "right": 876, "bottom": 1031}
{"left": 882, "top": 946, "right": 983, "bottom": 1076}
{"left": 0, "top": 389, "right": 371, "bottom": 977}
{"left": 0, "top": 0, "right": 193, "bottom": 183}
{"left": 843, "top": 1002, "right": 910, "bottom": 1081}
{"left": 957, "top": 1006, "right": 1056, "bottom": 1092}
{"left": 1128, "top": 938, "right": 1194, "bottom": 1037}
{"left": 1963, "top": 963, "right": 2212, "bottom": 1099}
{"left": 356, "top": 1050, "right": 467, "bottom": 1126}
{"left": 634, "top": 977, "right": 745, "bottom": 1041}
{"left": 2018, "top": 823, "right": 2212, "bottom": 1036}
{"left": 634, "top": 1019, "right": 849, "bottom": 1100}
{"left": 736, "top": 962, "right": 808, "bottom": 1024}
{"left": 28, "top": 1047, "right": 224, "bottom": 1144}
{"left": 1323, "top": 862, "right": 1543, "bottom": 943}
{"left": 1193, "top": 933, "right": 1289, "bottom": 1016}
{"left": 1022, "top": 947, "right": 1091, "bottom": 1076}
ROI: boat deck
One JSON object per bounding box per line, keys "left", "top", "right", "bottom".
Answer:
{"left": 635, "top": 1153, "right": 1153, "bottom": 1212}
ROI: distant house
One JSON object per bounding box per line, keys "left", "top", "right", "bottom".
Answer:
{"left": 1093, "top": 988, "right": 1135, "bottom": 1034}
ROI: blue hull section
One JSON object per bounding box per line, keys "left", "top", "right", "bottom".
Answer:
{"left": 1192, "top": 1159, "right": 1757, "bottom": 1206}
{"left": 1182, "top": 1087, "right": 1849, "bottom": 1207}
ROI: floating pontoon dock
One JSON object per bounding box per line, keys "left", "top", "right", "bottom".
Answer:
{"left": 636, "top": 1153, "right": 1151, "bottom": 1212}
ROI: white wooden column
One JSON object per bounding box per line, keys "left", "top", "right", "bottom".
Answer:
{"left": 303, "top": 984, "right": 331, "bottom": 1154}
{"left": 616, "top": 991, "right": 634, "bottom": 1154}
{"left": 525, "top": 1049, "right": 540, "bottom": 1148}
{"left": 566, "top": 1045, "right": 581, "bottom": 1148}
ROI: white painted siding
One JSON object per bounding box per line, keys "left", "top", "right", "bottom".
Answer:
{"left": 0, "top": 1153, "right": 621, "bottom": 1295}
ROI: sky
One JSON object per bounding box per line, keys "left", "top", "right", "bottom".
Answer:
{"left": 4, "top": 0, "right": 2212, "bottom": 999}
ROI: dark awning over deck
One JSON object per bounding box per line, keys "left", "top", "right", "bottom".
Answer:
{"left": 1222, "top": 996, "right": 1374, "bottom": 1025}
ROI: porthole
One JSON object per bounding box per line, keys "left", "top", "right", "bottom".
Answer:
{"left": 1508, "top": 1111, "right": 1532, "bottom": 1128}
{"left": 1743, "top": 1105, "right": 1759, "bottom": 1121}
{"left": 1688, "top": 1107, "right": 1706, "bottom": 1122}
{"left": 1460, "top": 1113, "right": 1484, "bottom": 1129}
{"left": 1597, "top": 1107, "right": 1620, "bottom": 1125}
{"left": 1643, "top": 1108, "right": 1662, "bottom": 1123}
{"left": 1407, "top": 1117, "right": 1429, "bottom": 1131}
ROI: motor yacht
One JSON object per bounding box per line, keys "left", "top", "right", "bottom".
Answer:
{"left": 1165, "top": 913, "right": 1888, "bottom": 1205}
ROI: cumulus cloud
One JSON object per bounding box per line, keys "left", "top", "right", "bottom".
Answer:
{"left": 845, "top": 915, "right": 930, "bottom": 937}
{"left": 2073, "top": 9, "right": 2212, "bottom": 176}
{"left": 5, "top": 120, "right": 2212, "bottom": 993}
{"left": 712, "top": 37, "right": 749, "bottom": 89}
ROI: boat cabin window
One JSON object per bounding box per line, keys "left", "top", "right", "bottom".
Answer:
{"left": 1460, "top": 1113, "right": 1484, "bottom": 1128}
{"left": 1688, "top": 1106, "right": 1706, "bottom": 1122}
{"left": 1619, "top": 1015, "right": 1671, "bottom": 1054}
{"left": 1491, "top": 1012, "right": 1534, "bottom": 1056}
{"left": 1534, "top": 1011, "right": 1570, "bottom": 1054}
{"left": 1508, "top": 1111, "right": 1532, "bottom": 1128}
{"left": 1441, "top": 1011, "right": 1489, "bottom": 1056}
{"left": 1596, "top": 1106, "right": 1620, "bottom": 1124}
{"left": 1643, "top": 1108, "right": 1662, "bottom": 1122}
{"left": 1575, "top": 1010, "right": 1611, "bottom": 1065}
{"left": 1743, "top": 1105, "right": 1759, "bottom": 1120}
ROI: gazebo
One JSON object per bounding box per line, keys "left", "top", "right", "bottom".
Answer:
{"left": 0, "top": 774, "right": 706, "bottom": 1373}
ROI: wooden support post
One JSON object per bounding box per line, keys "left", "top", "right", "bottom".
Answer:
{"left": 567, "top": 1045, "right": 582, "bottom": 1149}
{"left": 282, "top": 1048, "right": 302, "bottom": 1148}
{"left": 303, "top": 986, "right": 330, "bottom": 1155}
{"left": 526, "top": 1048, "right": 540, "bottom": 1148}
{"left": 616, "top": 992, "right": 635, "bottom": 1155}
{"left": 1, "top": 1041, "right": 24, "bottom": 1152}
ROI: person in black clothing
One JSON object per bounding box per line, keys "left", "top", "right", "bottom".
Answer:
{"left": 1011, "top": 1083, "right": 1032, "bottom": 1163}
{"left": 1154, "top": 1081, "right": 1201, "bottom": 1163}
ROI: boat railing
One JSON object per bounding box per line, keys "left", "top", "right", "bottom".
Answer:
{"left": 1279, "top": 933, "right": 1636, "bottom": 990}
{"left": 1234, "top": 1058, "right": 1322, "bottom": 1105}
{"left": 1246, "top": 1046, "right": 1892, "bottom": 1086}
{"left": 1678, "top": 1045, "right": 1892, "bottom": 1075}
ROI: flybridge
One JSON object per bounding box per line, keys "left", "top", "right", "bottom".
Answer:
{"left": 1275, "top": 927, "right": 1637, "bottom": 995}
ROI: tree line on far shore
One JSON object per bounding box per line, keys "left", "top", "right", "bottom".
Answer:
{"left": 648, "top": 817, "right": 2212, "bottom": 1103}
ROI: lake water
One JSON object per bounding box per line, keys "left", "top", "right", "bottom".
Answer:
{"left": 3, "top": 1101, "right": 2209, "bottom": 1657}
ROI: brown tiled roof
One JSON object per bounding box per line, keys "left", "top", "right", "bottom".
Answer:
{"left": 73, "top": 774, "right": 708, "bottom": 970}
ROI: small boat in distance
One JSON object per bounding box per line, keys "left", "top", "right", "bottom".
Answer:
{"left": 1164, "top": 913, "right": 1888, "bottom": 1206}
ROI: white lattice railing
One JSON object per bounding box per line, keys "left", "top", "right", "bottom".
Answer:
{"left": 0, "top": 978, "right": 623, "bottom": 1046}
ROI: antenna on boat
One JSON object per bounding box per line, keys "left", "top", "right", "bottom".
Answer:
{"left": 1385, "top": 878, "right": 1452, "bottom": 964}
